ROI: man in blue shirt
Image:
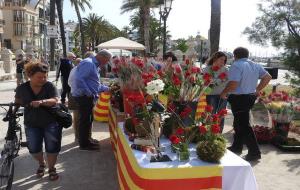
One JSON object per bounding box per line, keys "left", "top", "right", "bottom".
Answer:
{"left": 71, "top": 50, "right": 112, "bottom": 151}
{"left": 220, "top": 47, "right": 272, "bottom": 161}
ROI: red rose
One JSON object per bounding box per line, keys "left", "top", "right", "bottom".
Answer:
{"left": 112, "top": 67, "right": 118, "bottom": 73}
{"left": 169, "top": 135, "right": 181, "bottom": 144}
{"left": 191, "top": 66, "right": 200, "bottom": 74}
{"left": 199, "top": 125, "right": 207, "bottom": 134}
{"left": 203, "top": 73, "right": 212, "bottom": 80}
{"left": 212, "top": 114, "right": 220, "bottom": 122}
{"left": 211, "top": 124, "right": 220, "bottom": 134}
{"left": 175, "top": 65, "right": 182, "bottom": 74}
{"left": 204, "top": 79, "right": 211, "bottom": 86}
{"left": 218, "top": 109, "right": 227, "bottom": 117}
{"left": 148, "top": 72, "right": 154, "bottom": 80}
{"left": 185, "top": 59, "right": 190, "bottom": 65}
{"left": 185, "top": 71, "right": 191, "bottom": 77}
{"left": 200, "top": 112, "right": 206, "bottom": 119}
{"left": 183, "top": 106, "right": 193, "bottom": 115}
{"left": 157, "top": 70, "right": 164, "bottom": 78}
{"left": 205, "top": 105, "right": 214, "bottom": 112}
{"left": 176, "top": 127, "right": 185, "bottom": 135}
{"left": 180, "top": 111, "right": 188, "bottom": 118}
{"left": 211, "top": 65, "right": 220, "bottom": 71}
{"left": 172, "top": 75, "right": 181, "bottom": 86}
{"left": 142, "top": 73, "right": 149, "bottom": 79}
{"left": 218, "top": 72, "right": 227, "bottom": 80}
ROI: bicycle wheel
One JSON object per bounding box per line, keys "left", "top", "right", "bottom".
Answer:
{"left": 12, "top": 127, "right": 22, "bottom": 158}
{"left": 0, "top": 156, "right": 14, "bottom": 190}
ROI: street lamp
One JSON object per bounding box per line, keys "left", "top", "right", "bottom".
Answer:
{"left": 159, "top": 0, "right": 173, "bottom": 57}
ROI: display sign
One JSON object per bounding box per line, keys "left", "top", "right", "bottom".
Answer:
{"left": 47, "top": 25, "right": 58, "bottom": 38}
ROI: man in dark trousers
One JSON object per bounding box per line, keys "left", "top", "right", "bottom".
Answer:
{"left": 70, "top": 50, "right": 112, "bottom": 151}
{"left": 220, "top": 47, "right": 272, "bottom": 161}
{"left": 56, "top": 52, "right": 76, "bottom": 104}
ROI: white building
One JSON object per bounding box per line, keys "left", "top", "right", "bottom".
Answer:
{"left": 64, "top": 20, "right": 77, "bottom": 53}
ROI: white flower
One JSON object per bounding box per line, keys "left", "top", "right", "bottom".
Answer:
{"left": 146, "top": 79, "right": 165, "bottom": 95}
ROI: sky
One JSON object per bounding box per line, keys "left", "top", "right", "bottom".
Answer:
{"left": 63, "top": 0, "right": 280, "bottom": 56}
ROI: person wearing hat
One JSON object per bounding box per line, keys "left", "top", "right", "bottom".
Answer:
{"left": 56, "top": 52, "right": 76, "bottom": 104}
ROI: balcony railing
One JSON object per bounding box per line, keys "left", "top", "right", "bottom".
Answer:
{"left": 3, "top": 0, "right": 26, "bottom": 7}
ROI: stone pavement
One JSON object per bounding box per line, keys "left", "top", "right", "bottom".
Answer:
{"left": 0, "top": 72, "right": 299, "bottom": 190}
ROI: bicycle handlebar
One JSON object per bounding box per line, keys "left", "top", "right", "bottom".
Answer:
{"left": 0, "top": 103, "right": 19, "bottom": 107}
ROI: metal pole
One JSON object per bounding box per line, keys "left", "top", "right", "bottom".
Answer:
{"left": 43, "top": 0, "right": 47, "bottom": 64}
{"left": 163, "top": 17, "right": 167, "bottom": 57}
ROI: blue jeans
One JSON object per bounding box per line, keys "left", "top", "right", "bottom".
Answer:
{"left": 25, "top": 123, "right": 62, "bottom": 154}
{"left": 206, "top": 95, "right": 227, "bottom": 132}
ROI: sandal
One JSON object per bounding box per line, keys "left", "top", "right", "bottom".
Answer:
{"left": 48, "top": 168, "right": 59, "bottom": 181}
{"left": 36, "top": 164, "right": 46, "bottom": 178}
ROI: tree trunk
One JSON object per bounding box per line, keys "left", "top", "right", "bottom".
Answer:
{"left": 139, "top": 8, "right": 145, "bottom": 45}
{"left": 74, "top": 4, "right": 85, "bottom": 58}
{"left": 49, "top": 0, "right": 56, "bottom": 71}
{"left": 143, "top": 6, "right": 150, "bottom": 54}
{"left": 56, "top": 0, "right": 66, "bottom": 58}
{"left": 209, "top": 0, "right": 221, "bottom": 55}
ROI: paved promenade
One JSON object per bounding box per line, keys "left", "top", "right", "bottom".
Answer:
{"left": 0, "top": 71, "right": 299, "bottom": 190}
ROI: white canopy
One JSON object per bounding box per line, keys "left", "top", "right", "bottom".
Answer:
{"left": 97, "top": 37, "right": 145, "bottom": 50}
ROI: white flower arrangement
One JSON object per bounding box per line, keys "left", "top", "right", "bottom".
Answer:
{"left": 146, "top": 79, "right": 165, "bottom": 95}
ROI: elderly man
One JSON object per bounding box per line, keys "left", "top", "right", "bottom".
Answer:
{"left": 56, "top": 52, "right": 76, "bottom": 104}
{"left": 71, "top": 50, "right": 112, "bottom": 151}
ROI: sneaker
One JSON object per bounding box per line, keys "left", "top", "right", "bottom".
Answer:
{"left": 227, "top": 146, "right": 242, "bottom": 155}
{"left": 244, "top": 154, "right": 261, "bottom": 161}
{"left": 79, "top": 144, "right": 100, "bottom": 151}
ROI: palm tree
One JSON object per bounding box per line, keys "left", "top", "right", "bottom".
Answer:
{"left": 209, "top": 0, "right": 221, "bottom": 55}
{"left": 129, "top": 12, "right": 164, "bottom": 53}
{"left": 70, "top": 0, "right": 92, "bottom": 57}
{"left": 81, "top": 14, "right": 112, "bottom": 50}
{"left": 55, "top": 0, "right": 67, "bottom": 58}
{"left": 121, "top": 0, "right": 161, "bottom": 54}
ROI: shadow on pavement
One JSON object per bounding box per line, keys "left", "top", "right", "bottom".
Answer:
{"left": 11, "top": 123, "right": 118, "bottom": 190}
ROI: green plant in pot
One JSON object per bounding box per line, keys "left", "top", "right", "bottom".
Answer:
{"left": 196, "top": 124, "right": 226, "bottom": 163}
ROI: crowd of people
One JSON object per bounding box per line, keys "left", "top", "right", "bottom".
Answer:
{"left": 12, "top": 46, "right": 271, "bottom": 181}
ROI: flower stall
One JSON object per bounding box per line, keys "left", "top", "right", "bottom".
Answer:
{"left": 258, "top": 91, "right": 300, "bottom": 150}
{"left": 108, "top": 57, "right": 258, "bottom": 189}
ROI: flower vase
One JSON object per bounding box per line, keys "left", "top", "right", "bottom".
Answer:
{"left": 171, "top": 144, "right": 179, "bottom": 153}
{"left": 273, "top": 120, "right": 290, "bottom": 138}
{"left": 178, "top": 151, "right": 190, "bottom": 161}
{"left": 177, "top": 143, "right": 190, "bottom": 161}
{"left": 173, "top": 101, "right": 198, "bottom": 126}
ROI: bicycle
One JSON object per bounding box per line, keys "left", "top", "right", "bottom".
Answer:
{"left": 0, "top": 103, "right": 26, "bottom": 190}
